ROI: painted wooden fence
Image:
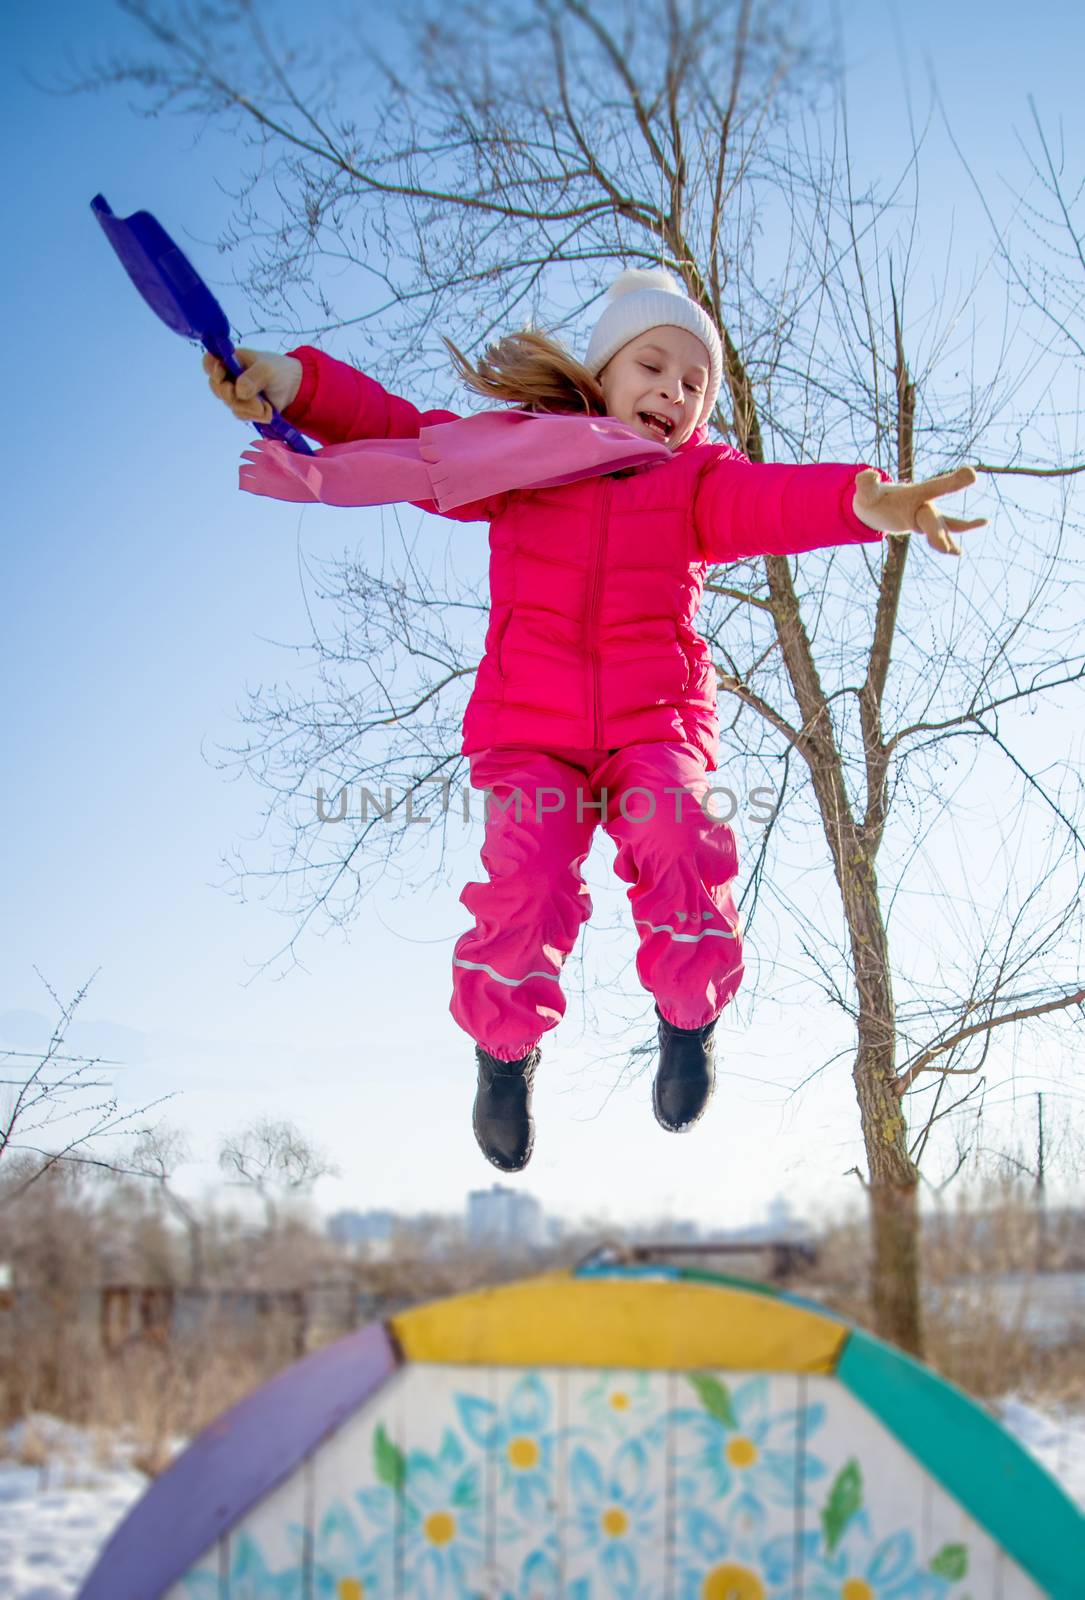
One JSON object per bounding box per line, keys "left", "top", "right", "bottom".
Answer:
{"left": 79, "top": 1266, "right": 1085, "bottom": 1598}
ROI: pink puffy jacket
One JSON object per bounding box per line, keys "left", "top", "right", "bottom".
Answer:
{"left": 282, "top": 346, "right": 883, "bottom": 771}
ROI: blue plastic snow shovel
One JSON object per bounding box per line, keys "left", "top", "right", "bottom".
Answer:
{"left": 91, "top": 194, "right": 313, "bottom": 455}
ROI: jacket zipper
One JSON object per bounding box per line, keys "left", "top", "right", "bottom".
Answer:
{"left": 586, "top": 478, "right": 612, "bottom": 746}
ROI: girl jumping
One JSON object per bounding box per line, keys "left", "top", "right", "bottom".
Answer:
{"left": 205, "top": 268, "right": 984, "bottom": 1173}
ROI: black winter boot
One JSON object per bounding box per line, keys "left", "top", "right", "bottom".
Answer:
{"left": 652, "top": 1005, "right": 717, "bottom": 1132}
{"left": 472, "top": 1044, "right": 541, "bottom": 1172}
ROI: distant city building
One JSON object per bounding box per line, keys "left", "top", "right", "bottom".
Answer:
{"left": 326, "top": 1209, "right": 399, "bottom": 1255}
{"left": 766, "top": 1195, "right": 796, "bottom": 1236}
{"left": 700, "top": 1195, "right": 810, "bottom": 1247}
{"left": 467, "top": 1185, "right": 545, "bottom": 1250}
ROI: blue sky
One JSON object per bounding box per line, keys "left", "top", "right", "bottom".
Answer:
{"left": 2, "top": 0, "right": 1082, "bottom": 1231}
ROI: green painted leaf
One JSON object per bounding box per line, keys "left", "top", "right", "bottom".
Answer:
{"left": 820, "top": 1458, "right": 863, "bottom": 1554}
{"left": 687, "top": 1372, "right": 738, "bottom": 1429}
{"left": 930, "top": 1544, "right": 969, "bottom": 1580}
{"left": 374, "top": 1422, "right": 406, "bottom": 1493}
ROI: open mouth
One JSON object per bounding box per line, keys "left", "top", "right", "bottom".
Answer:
{"left": 638, "top": 410, "right": 676, "bottom": 441}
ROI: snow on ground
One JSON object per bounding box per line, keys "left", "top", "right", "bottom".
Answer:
{"left": 0, "top": 1401, "right": 1082, "bottom": 1597}
{"left": 996, "top": 1393, "right": 1085, "bottom": 1511}
{"left": 0, "top": 1416, "right": 148, "bottom": 1600}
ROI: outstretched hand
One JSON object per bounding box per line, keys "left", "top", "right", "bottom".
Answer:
{"left": 852, "top": 465, "right": 987, "bottom": 556}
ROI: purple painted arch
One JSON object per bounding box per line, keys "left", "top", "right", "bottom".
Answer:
{"left": 77, "top": 1320, "right": 399, "bottom": 1600}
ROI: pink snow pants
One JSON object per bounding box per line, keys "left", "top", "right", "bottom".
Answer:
{"left": 449, "top": 742, "right": 745, "bottom": 1060}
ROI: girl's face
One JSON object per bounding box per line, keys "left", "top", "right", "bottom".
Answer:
{"left": 598, "top": 326, "right": 710, "bottom": 449}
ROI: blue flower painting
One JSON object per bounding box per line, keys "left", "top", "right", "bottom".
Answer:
{"left": 455, "top": 1371, "right": 560, "bottom": 1518}
{"left": 177, "top": 1366, "right": 981, "bottom": 1599}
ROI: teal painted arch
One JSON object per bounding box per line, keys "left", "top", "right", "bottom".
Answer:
{"left": 837, "top": 1328, "right": 1085, "bottom": 1600}
{"left": 577, "top": 1260, "right": 1085, "bottom": 1594}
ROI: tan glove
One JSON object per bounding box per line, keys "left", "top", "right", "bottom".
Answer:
{"left": 852, "top": 465, "right": 987, "bottom": 556}
{"left": 202, "top": 347, "right": 303, "bottom": 424}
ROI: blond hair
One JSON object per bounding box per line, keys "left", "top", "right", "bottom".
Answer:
{"left": 443, "top": 329, "right": 607, "bottom": 417}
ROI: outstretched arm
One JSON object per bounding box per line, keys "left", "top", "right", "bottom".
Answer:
{"left": 203, "top": 345, "right": 447, "bottom": 442}
{"left": 693, "top": 451, "right": 889, "bottom": 563}
{"left": 281, "top": 345, "right": 461, "bottom": 446}
{"left": 206, "top": 345, "right": 502, "bottom": 523}
{"left": 693, "top": 450, "right": 986, "bottom": 563}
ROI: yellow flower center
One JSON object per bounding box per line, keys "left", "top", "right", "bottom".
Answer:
{"left": 507, "top": 1435, "right": 539, "bottom": 1469}
{"left": 703, "top": 1564, "right": 765, "bottom": 1600}
{"left": 338, "top": 1583, "right": 364, "bottom": 1600}
{"left": 424, "top": 1510, "right": 456, "bottom": 1545}
{"left": 726, "top": 1435, "right": 759, "bottom": 1468}
{"left": 601, "top": 1506, "right": 629, "bottom": 1537}
{"left": 841, "top": 1584, "right": 874, "bottom": 1600}
{"left": 609, "top": 1390, "right": 631, "bottom": 1410}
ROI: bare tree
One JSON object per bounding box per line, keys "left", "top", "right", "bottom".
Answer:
{"left": 129, "top": 1123, "right": 207, "bottom": 1287}
{"left": 1, "top": 968, "right": 170, "bottom": 1206}
{"left": 217, "top": 1116, "right": 338, "bottom": 1231}
{"left": 72, "top": 0, "right": 1085, "bottom": 1353}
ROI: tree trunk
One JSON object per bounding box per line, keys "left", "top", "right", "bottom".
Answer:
{"left": 868, "top": 1167, "right": 922, "bottom": 1355}
{"left": 839, "top": 841, "right": 923, "bottom": 1356}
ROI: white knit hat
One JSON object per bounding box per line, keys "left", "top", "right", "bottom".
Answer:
{"left": 583, "top": 267, "right": 723, "bottom": 427}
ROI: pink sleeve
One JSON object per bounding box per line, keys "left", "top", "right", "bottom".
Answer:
{"left": 693, "top": 448, "right": 889, "bottom": 562}
{"left": 281, "top": 345, "right": 460, "bottom": 443}
{"left": 281, "top": 346, "right": 502, "bottom": 523}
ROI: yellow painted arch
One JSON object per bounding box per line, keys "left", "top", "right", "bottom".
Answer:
{"left": 390, "top": 1271, "right": 846, "bottom": 1372}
